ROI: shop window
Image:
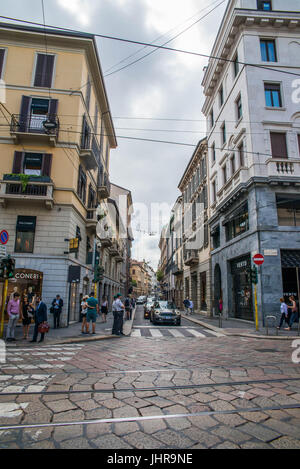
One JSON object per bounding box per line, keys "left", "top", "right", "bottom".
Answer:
{"left": 265, "top": 83, "right": 282, "bottom": 107}
{"left": 15, "top": 216, "right": 36, "bottom": 253}
{"left": 260, "top": 39, "right": 277, "bottom": 62}
{"left": 212, "top": 225, "right": 220, "bottom": 249}
{"left": 225, "top": 203, "right": 249, "bottom": 241}
{"left": 270, "top": 132, "right": 288, "bottom": 159}
{"left": 277, "top": 195, "right": 300, "bottom": 227}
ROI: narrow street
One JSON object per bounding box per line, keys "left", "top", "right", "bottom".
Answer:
{"left": 0, "top": 306, "right": 300, "bottom": 449}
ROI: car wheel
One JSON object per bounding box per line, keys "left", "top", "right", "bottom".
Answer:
{"left": 177, "top": 320, "right": 181, "bottom": 326}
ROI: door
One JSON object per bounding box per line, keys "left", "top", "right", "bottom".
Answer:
{"left": 231, "top": 256, "right": 253, "bottom": 321}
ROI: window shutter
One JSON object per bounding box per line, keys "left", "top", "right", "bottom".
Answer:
{"left": 85, "top": 76, "right": 91, "bottom": 110}
{"left": 77, "top": 165, "right": 82, "bottom": 194}
{"left": 34, "top": 54, "right": 46, "bottom": 86}
{"left": 44, "top": 55, "right": 55, "bottom": 88}
{"left": 34, "top": 54, "right": 55, "bottom": 88}
{"left": 82, "top": 176, "right": 87, "bottom": 206}
{"left": 19, "top": 96, "right": 32, "bottom": 132}
{"left": 0, "top": 49, "right": 5, "bottom": 78}
{"left": 48, "top": 99, "right": 58, "bottom": 120}
{"left": 12, "top": 151, "right": 24, "bottom": 174}
{"left": 271, "top": 133, "right": 288, "bottom": 159}
{"left": 81, "top": 115, "right": 87, "bottom": 149}
{"left": 42, "top": 153, "right": 52, "bottom": 177}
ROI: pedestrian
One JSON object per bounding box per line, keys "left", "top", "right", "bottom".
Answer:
{"left": 189, "top": 299, "right": 194, "bottom": 315}
{"left": 22, "top": 296, "right": 34, "bottom": 340}
{"left": 85, "top": 292, "right": 99, "bottom": 335}
{"left": 218, "top": 297, "right": 223, "bottom": 316}
{"left": 277, "top": 297, "right": 289, "bottom": 330}
{"left": 80, "top": 295, "right": 89, "bottom": 334}
{"left": 100, "top": 296, "right": 109, "bottom": 323}
{"left": 124, "top": 294, "right": 131, "bottom": 321}
{"left": 51, "top": 294, "right": 64, "bottom": 329}
{"left": 285, "top": 296, "right": 298, "bottom": 331}
{"left": 112, "top": 293, "right": 125, "bottom": 336}
{"left": 183, "top": 297, "right": 190, "bottom": 315}
{"left": 6, "top": 292, "right": 21, "bottom": 342}
{"left": 30, "top": 295, "right": 48, "bottom": 343}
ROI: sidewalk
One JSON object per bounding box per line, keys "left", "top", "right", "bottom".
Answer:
{"left": 2, "top": 308, "right": 136, "bottom": 346}
{"left": 182, "top": 311, "right": 300, "bottom": 341}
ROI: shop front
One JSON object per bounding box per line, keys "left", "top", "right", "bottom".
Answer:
{"left": 281, "top": 250, "right": 300, "bottom": 305}
{"left": 0, "top": 268, "right": 43, "bottom": 321}
{"left": 231, "top": 255, "right": 253, "bottom": 321}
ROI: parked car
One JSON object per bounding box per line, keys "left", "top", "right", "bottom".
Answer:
{"left": 144, "top": 300, "right": 154, "bottom": 319}
{"left": 136, "top": 296, "right": 147, "bottom": 305}
{"left": 150, "top": 301, "right": 181, "bottom": 326}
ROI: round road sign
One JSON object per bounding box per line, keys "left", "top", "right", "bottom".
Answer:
{"left": 0, "top": 230, "right": 9, "bottom": 245}
{"left": 253, "top": 253, "right": 264, "bottom": 266}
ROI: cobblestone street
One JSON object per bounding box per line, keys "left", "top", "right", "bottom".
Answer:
{"left": 0, "top": 307, "right": 300, "bottom": 449}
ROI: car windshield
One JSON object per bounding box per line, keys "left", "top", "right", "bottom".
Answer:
{"left": 155, "top": 301, "right": 175, "bottom": 309}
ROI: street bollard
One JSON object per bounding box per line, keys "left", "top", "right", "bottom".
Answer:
{"left": 218, "top": 314, "right": 223, "bottom": 329}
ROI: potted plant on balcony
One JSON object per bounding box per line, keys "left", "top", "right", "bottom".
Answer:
{"left": 4, "top": 173, "right": 51, "bottom": 192}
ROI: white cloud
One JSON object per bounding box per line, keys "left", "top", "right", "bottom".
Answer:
{"left": 56, "top": 0, "right": 92, "bottom": 26}
{"left": 130, "top": 85, "right": 164, "bottom": 117}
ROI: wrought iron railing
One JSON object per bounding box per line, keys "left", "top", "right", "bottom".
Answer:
{"left": 11, "top": 114, "right": 59, "bottom": 137}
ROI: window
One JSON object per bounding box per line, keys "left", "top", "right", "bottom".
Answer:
{"left": 257, "top": 0, "right": 272, "bottom": 11}
{"left": 219, "top": 85, "right": 224, "bottom": 107}
{"left": 15, "top": 216, "right": 36, "bottom": 253}
{"left": 210, "top": 109, "right": 214, "bottom": 128}
{"left": 260, "top": 39, "right": 277, "bottom": 62}
{"left": 233, "top": 53, "right": 239, "bottom": 78}
{"left": 223, "top": 165, "right": 227, "bottom": 185}
{"left": 231, "top": 154, "right": 236, "bottom": 175}
{"left": 77, "top": 165, "right": 87, "bottom": 203}
{"left": 212, "top": 180, "right": 217, "bottom": 203}
{"left": 265, "top": 83, "right": 282, "bottom": 108}
{"left": 270, "top": 132, "right": 288, "bottom": 159}
{"left": 225, "top": 203, "right": 249, "bottom": 241}
{"left": 238, "top": 142, "right": 245, "bottom": 167}
{"left": 94, "top": 104, "right": 99, "bottom": 135}
{"left": 34, "top": 53, "right": 55, "bottom": 88}
{"left": 298, "top": 135, "right": 300, "bottom": 156}
{"left": 236, "top": 95, "right": 243, "bottom": 120}
{"left": 212, "top": 142, "right": 216, "bottom": 164}
{"left": 12, "top": 151, "right": 52, "bottom": 177}
{"left": 23, "top": 154, "right": 43, "bottom": 176}
{"left": 81, "top": 115, "right": 91, "bottom": 149}
{"left": 212, "top": 225, "right": 220, "bottom": 249}
{"left": 221, "top": 122, "right": 226, "bottom": 145}
{"left": 277, "top": 195, "right": 300, "bottom": 227}
{"left": 87, "top": 184, "right": 96, "bottom": 208}
{"left": 85, "top": 76, "right": 91, "bottom": 111}
{"left": 0, "top": 49, "right": 5, "bottom": 78}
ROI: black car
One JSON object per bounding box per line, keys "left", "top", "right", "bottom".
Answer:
{"left": 150, "top": 301, "right": 181, "bottom": 326}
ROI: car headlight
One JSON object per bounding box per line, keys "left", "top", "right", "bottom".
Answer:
{"left": 154, "top": 311, "right": 160, "bottom": 316}
{"left": 175, "top": 310, "right": 181, "bottom": 315}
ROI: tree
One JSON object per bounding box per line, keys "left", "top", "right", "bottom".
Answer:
{"left": 156, "top": 270, "right": 163, "bottom": 282}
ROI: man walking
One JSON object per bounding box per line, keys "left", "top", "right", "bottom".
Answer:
{"left": 85, "top": 292, "right": 99, "bottom": 335}
{"left": 30, "top": 295, "right": 47, "bottom": 343}
{"left": 51, "top": 294, "right": 63, "bottom": 329}
{"left": 183, "top": 297, "right": 191, "bottom": 315}
{"left": 6, "top": 292, "right": 20, "bottom": 342}
{"left": 112, "top": 293, "right": 125, "bottom": 336}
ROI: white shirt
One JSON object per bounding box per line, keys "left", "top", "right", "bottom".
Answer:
{"left": 115, "top": 299, "right": 124, "bottom": 312}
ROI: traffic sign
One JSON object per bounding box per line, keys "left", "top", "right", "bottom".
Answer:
{"left": 253, "top": 253, "right": 264, "bottom": 266}
{"left": 0, "top": 230, "right": 8, "bottom": 245}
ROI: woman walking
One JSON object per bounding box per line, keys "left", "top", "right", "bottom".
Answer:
{"left": 81, "top": 295, "right": 89, "bottom": 334}
{"left": 22, "top": 296, "right": 34, "bottom": 340}
{"left": 285, "top": 296, "right": 298, "bottom": 331}
{"left": 101, "top": 296, "right": 109, "bottom": 323}
{"left": 277, "top": 297, "right": 289, "bottom": 330}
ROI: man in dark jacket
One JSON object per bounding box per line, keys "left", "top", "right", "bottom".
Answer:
{"left": 30, "top": 295, "right": 48, "bottom": 343}
{"left": 51, "top": 295, "right": 64, "bottom": 329}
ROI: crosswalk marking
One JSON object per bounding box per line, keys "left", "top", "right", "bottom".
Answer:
{"left": 149, "top": 329, "right": 163, "bottom": 338}
{"left": 205, "top": 329, "right": 225, "bottom": 337}
{"left": 187, "top": 329, "right": 206, "bottom": 338}
{"left": 167, "top": 329, "right": 185, "bottom": 338}
{"left": 131, "top": 329, "right": 142, "bottom": 337}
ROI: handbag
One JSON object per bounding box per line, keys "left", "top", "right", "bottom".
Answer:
{"left": 38, "top": 322, "right": 50, "bottom": 334}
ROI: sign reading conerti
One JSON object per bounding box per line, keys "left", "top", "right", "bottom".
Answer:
{"left": 14, "top": 270, "right": 43, "bottom": 281}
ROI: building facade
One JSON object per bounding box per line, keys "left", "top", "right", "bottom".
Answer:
{"left": 0, "top": 23, "right": 119, "bottom": 326}
{"left": 178, "top": 138, "right": 212, "bottom": 316}
{"left": 202, "top": 0, "right": 300, "bottom": 322}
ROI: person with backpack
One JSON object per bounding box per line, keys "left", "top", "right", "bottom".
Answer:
{"left": 183, "top": 297, "right": 190, "bottom": 315}
{"left": 124, "top": 294, "right": 132, "bottom": 321}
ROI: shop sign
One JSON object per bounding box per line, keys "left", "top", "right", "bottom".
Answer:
{"left": 14, "top": 272, "right": 42, "bottom": 280}
{"left": 264, "top": 249, "right": 278, "bottom": 257}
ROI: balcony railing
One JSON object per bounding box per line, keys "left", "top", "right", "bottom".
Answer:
{"left": 183, "top": 249, "right": 199, "bottom": 266}
{"left": 98, "top": 173, "right": 111, "bottom": 200}
{"left": 0, "top": 175, "right": 54, "bottom": 209}
{"left": 79, "top": 135, "right": 100, "bottom": 171}
{"left": 10, "top": 114, "right": 59, "bottom": 145}
{"left": 86, "top": 208, "right": 98, "bottom": 232}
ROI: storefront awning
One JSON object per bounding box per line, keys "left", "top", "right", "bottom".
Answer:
{"left": 281, "top": 250, "right": 300, "bottom": 268}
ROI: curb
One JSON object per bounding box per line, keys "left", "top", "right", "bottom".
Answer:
{"left": 182, "top": 314, "right": 299, "bottom": 341}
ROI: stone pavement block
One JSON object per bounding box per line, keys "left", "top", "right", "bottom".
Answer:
{"left": 182, "top": 428, "right": 221, "bottom": 448}
{"left": 52, "top": 409, "right": 85, "bottom": 422}
{"left": 75, "top": 399, "right": 100, "bottom": 411}
{"left": 209, "top": 400, "right": 236, "bottom": 412}
{"left": 238, "top": 422, "right": 281, "bottom": 442}
{"left": 42, "top": 394, "right": 72, "bottom": 402}
{"left": 94, "top": 433, "right": 133, "bottom": 449}
{"left": 163, "top": 404, "right": 188, "bottom": 414}
{"left": 0, "top": 429, "right": 21, "bottom": 444}
{"left": 123, "top": 397, "right": 153, "bottom": 409}
{"left": 188, "top": 414, "right": 217, "bottom": 429}
{"left": 271, "top": 437, "right": 300, "bottom": 449}
{"left": 113, "top": 405, "right": 139, "bottom": 418}
{"left": 238, "top": 411, "right": 269, "bottom": 423}
{"left": 191, "top": 443, "right": 206, "bottom": 449}
{"left": 212, "top": 425, "right": 250, "bottom": 444}
{"left": 144, "top": 396, "right": 175, "bottom": 408}
{"left": 22, "top": 427, "right": 52, "bottom": 443}
{"left": 138, "top": 418, "right": 167, "bottom": 434}
{"left": 85, "top": 407, "right": 112, "bottom": 419}
{"left": 45, "top": 399, "right": 78, "bottom": 413}
{"left": 94, "top": 393, "right": 114, "bottom": 402}
{"left": 85, "top": 423, "right": 112, "bottom": 439}
{"left": 214, "top": 442, "right": 241, "bottom": 449}
{"left": 263, "top": 418, "right": 300, "bottom": 439}
{"left": 214, "top": 413, "right": 246, "bottom": 427}
{"left": 102, "top": 398, "right": 126, "bottom": 410}
{"left": 114, "top": 421, "right": 140, "bottom": 436}
{"left": 240, "top": 442, "right": 271, "bottom": 449}
{"left": 154, "top": 429, "right": 194, "bottom": 449}
{"left": 211, "top": 391, "right": 237, "bottom": 402}
{"left": 123, "top": 431, "right": 165, "bottom": 449}
{"left": 53, "top": 424, "right": 83, "bottom": 442}
{"left": 167, "top": 417, "right": 192, "bottom": 431}
{"left": 134, "top": 390, "right": 157, "bottom": 398}
{"left": 170, "top": 394, "right": 196, "bottom": 407}
{"left": 139, "top": 405, "right": 164, "bottom": 416}
{"left": 193, "top": 392, "right": 217, "bottom": 404}
{"left": 27, "top": 440, "right": 56, "bottom": 449}
{"left": 22, "top": 410, "right": 52, "bottom": 425}
{"left": 59, "top": 437, "right": 92, "bottom": 449}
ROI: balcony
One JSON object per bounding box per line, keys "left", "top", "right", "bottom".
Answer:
{"left": 184, "top": 249, "right": 199, "bottom": 267}
{"left": 98, "top": 173, "right": 111, "bottom": 200}
{"left": 0, "top": 175, "right": 54, "bottom": 209}
{"left": 79, "top": 135, "right": 99, "bottom": 171}
{"left": 10, "top": 114, "right": 59, "bottom": 146}
{"left": 266, "top": 159, "right": 300, "bottom": 179}
{"left": 173, "top": 264, "right": 183, "bottom": 276}
{"left": 109, "top": 241, "right": 119, "bottom": 257}
{"left": 115, "top": 246, "right": 125, "bottom": 263}
{"left": 86, "top": 208, "right": 98, "bottom": 233}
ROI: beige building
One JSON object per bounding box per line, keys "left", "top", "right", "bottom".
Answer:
{"left": 130, "top": 260, "right": 150, "bottom": 297}
{"left": 0, "top": 22, "right": 123, "bottom": 325}
{"left": 178, "top": 138, "right": 212, "bottom": 316}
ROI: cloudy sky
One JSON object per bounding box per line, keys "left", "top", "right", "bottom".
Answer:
{"left": 1, "top": 0, "right": 228, "bottom": 268}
